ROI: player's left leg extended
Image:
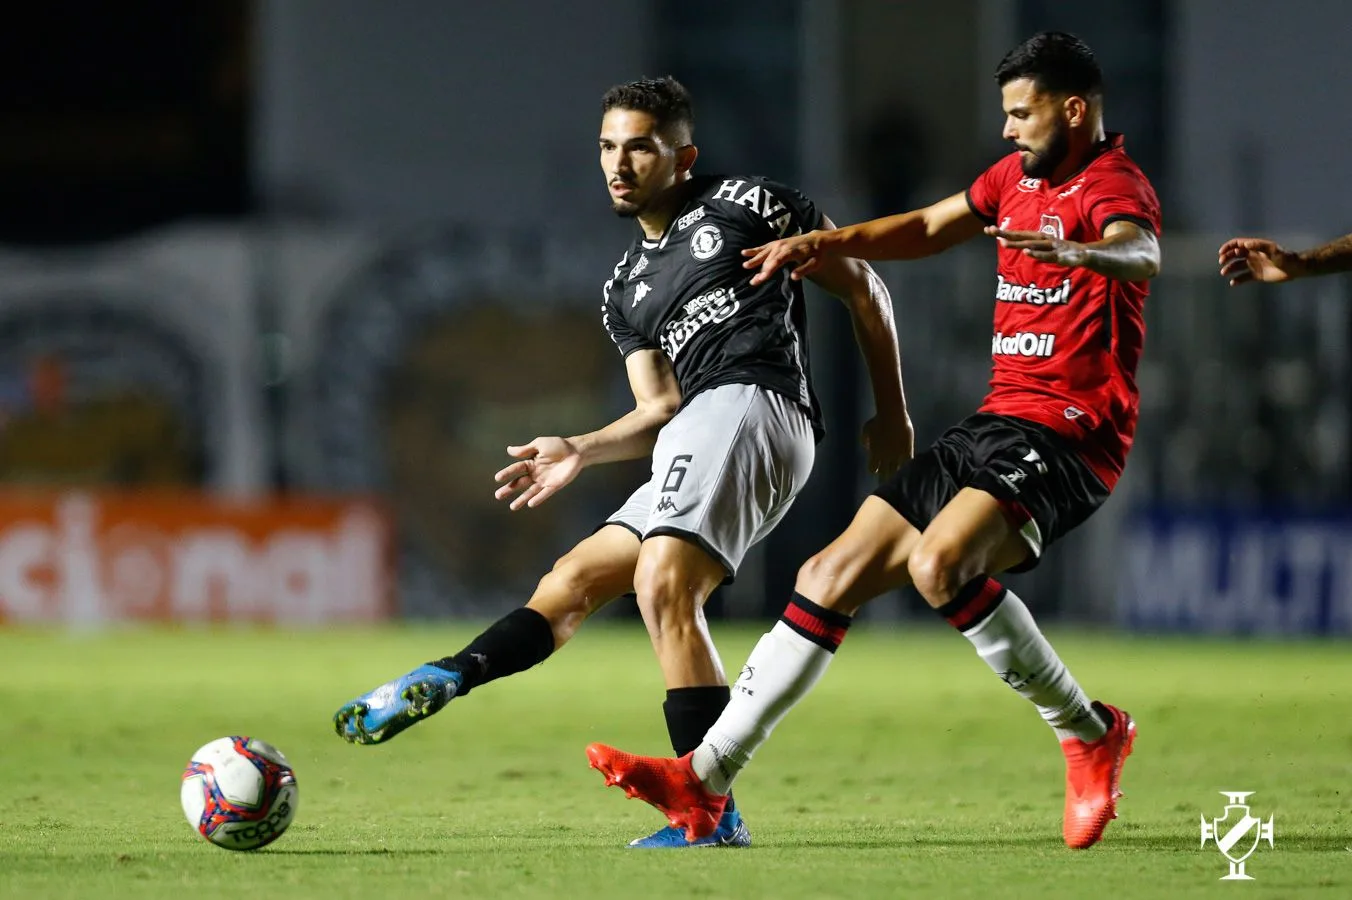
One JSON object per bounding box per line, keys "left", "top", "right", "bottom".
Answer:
{"left": 333, "top": 525, "right": 639, "bottom": 745}
{"left": 909, "top": 487, "right": 1135, "bottom": 849}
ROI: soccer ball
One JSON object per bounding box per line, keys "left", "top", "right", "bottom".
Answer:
{"left": 180, "top": 736, "right": 298, "bottom": 850}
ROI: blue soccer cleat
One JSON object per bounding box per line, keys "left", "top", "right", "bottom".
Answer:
{"left": 627, "top": 806, "right": 751, "bottom": 849}
{"left": 333, "top": 664, "right": 462, "bottom": 745}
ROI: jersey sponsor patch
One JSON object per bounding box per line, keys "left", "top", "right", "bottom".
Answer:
{"left": 676, "top": 206, "right": 706, "bottom": 231}
{"left": 662, "top": 287, "right": 740, "bottom": 359}
{"left": 995, "top": 274, "right": 1072, "bottom": 306}
{"left": 991, "top": 331, "right": 1056, "bottom": 358}
{"left": 689, "top": 224, "right": 724, "bottom": 260}
{"left": 712, "top": 178, "right": 797, "bottom": 236}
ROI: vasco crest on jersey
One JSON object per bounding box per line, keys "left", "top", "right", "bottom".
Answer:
{"left": 689, "top": 224, "right": 724, "bottom": 261}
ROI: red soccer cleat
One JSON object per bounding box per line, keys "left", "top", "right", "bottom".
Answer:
{"left": 586, "top": 744, "right": 728, "bottom": 842}
{"left": 1060, "top": 701, "right": 1137, "bottom": 849}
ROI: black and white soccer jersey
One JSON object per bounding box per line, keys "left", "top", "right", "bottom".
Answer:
{"left": 601, "top": 174, "right": 826, "bottom": 440}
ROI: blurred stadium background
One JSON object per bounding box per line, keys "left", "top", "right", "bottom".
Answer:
{"left": 5, "top": 3, "right": 1352, "bottom": 896}
{"left": 2, "top": 0, "right": 1350, "bottom": 634}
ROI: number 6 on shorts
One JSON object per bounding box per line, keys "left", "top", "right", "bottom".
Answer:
{"left": 662, "top": 454, "right": 693, "bottom": 493}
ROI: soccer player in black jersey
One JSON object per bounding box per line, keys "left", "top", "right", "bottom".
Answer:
{"left": 333, "top": 76, "right": 914, "bottom": 847}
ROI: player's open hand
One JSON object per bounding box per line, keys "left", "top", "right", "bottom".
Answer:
{"left": 986, "top": 226, "right": 1089, "bottom": 268}
{"left": 1218, "top": 238, "right": 1301, "bottom": 286}
{"left": 494, "top": 436, "right": 584, "bottom": 510}
{"left": 742, "top": 230, "right": 829, "bottom": 285}
{"left": 861, "top": 412, "right": 914, "bottom": 477}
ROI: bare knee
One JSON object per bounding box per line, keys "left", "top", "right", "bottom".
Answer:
{"left": 633, "top": 564, "right": 705, "bottom": 642}
{"left": 528, "top": 556, "right": 612, "bottom": 645}
{"left": 794, "top": 548, "right": 864, "bottom": 614}
{"left": 795, "top": 550, "right": 844, "bottom": 603}
{"left": 631, "top": 549, "right": 727, "bottom": 688}
{"left": 907, "top": 539, "right": 980, "bottom": 607}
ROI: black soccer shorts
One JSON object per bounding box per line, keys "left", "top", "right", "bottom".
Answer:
{"left": 872, "top": 412, "right": 1110, "bottom": 572}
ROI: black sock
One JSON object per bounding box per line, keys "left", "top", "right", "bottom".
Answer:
{"left": 663, "top": 685, "right": 736, "bottom": 814}
{"left": 430, "top": 607, "right": 555, "bottom": 696}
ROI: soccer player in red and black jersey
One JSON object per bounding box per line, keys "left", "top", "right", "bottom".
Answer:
{"left": 588, "top": 32, "right": 1161, "bottom": 850}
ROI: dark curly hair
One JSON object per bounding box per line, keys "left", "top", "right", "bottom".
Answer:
{"left": 600, "top": 76, "right": 694, "bottom": 142}
{"left": 995, "top": 32, "right": 1102, "bottom": 98}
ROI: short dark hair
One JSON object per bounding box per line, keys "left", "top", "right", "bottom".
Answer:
{"left": 995, "top": 32, "right": 1102, "bottom": 98}
{"left": 601, "top": 76, "right": 694, "bottom": 142}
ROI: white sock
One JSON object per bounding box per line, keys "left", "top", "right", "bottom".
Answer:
{"left": 691, "top": 620, "right": 837, "bottom": 794}
{"left": 958, "top": 582, "right": 1106, "bottom": 743}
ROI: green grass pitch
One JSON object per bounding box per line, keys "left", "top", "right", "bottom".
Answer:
{"left": 1, "top": 623, "right": 1348, "bottom": 898}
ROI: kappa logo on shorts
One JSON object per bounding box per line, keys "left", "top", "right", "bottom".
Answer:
{"left": 655, "top": 496, "right": 679, "bottom": 513}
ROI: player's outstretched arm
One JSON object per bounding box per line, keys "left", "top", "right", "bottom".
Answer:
{"left": 493, "top": 349, "right": 681, "bottom": 511}
{"left": 987, "top": 219, "right": 1160, "bottom": 282}
{"left": 1218, "top": 233, "right": 1352, "bottom": 285}
{"left": 805, "top": 217, "right": 914, "bottom": 476}
{"left": 742, "top": 191, "right": 985, "bottom": 286}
